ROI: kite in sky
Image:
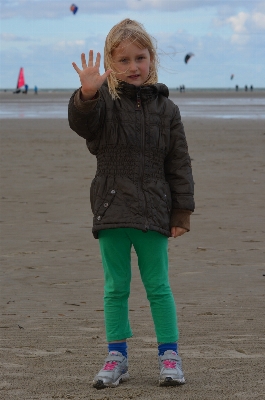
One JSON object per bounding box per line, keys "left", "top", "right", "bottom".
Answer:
{"left": 184, "top": 52, "right": 194, "bottom": 64}
{"left": 70, "top": 4, "right": 78, "bottom": 14}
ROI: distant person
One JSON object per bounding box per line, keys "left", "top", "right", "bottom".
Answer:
{"left": 244, "top": 85, "right": 248, "bottom": 92}
{"left": 68, "top": 18, "right": 194, "bottom": 389}
{"left": 250, "top": 85, "right": 253, "bottom": 91}
{"left": 23, "top": 84, "right": 28, "bottom": 94}
{"left": 179, "top": 85, "right": 185, "bottom": 93}
{"left": 34, "top": 86, "right": 38, "bottom": 94}
{"left": 235, "top": 85, "right": 239, "bottom": 91}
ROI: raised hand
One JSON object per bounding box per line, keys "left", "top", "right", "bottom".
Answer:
{"left": 72, "top": 50, "right": 112, "bottom": 100}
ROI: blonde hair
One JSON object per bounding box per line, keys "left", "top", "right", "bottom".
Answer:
{"left": 104, "top": 18, "right": 159, "bottom": 99}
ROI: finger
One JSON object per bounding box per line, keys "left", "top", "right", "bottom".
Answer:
{"left": 101, "top": 69, "right": 113, "bottom": 80}
{"left": 95, "top": 52, "right": 101, "bottom": 68}
{"left": 81, "top": 53, "right": 87, "bottom": 69}
{"left": 171, "top": 227, "right": 186, "bottom": 238}
{"left": 72, "top": 62, "right": 81, "bottom": 74}
{"left": 171, "top": 227, "right": 176, "bottom": 238}
{"left": 88, "top": 50, "right": 93, "bottom": 67}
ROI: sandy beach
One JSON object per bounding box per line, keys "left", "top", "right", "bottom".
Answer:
{"left": 1, "top": 92, "right": 265, "bottom": 399}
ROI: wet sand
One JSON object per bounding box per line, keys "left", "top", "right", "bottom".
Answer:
{"left": 1, "top": 89, "right": 265, "bottom": 119}
{"left": 1, "top": 103, "right": 265, "bottom": 399}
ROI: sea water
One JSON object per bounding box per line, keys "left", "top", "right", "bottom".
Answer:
{"left": 0, "top": 89, "right": 264, "bottom": 119}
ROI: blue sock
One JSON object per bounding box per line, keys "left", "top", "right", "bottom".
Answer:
{"left": 108, "top": 342, "right": 127, "bottom": 358}
{"left": 158, "top": 342, "right": 178, "bottom": 356}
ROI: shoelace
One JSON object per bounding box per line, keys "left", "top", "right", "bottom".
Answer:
{"left": 103, "top": 361, "right": 118, "bottom": 371}
{"left": 163, "top": 360, "right": 177, "bottom": 369}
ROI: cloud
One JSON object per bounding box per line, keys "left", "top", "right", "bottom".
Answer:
{"left": 220, "top": 10, "right": 265, "bottom": 34}
{"left": 127, "top": 0, "right": 227, "bottom": 12}
{"left": 227, "top": 12, "right": 248, "bottom": 33}
{"left": 252, "top": 12, "right": 265, "bottom": 29}
{"left": 0, "top": 33, "right": 31, "bottom": 41}
{"left": 214, "top": 7, "right": 265, "bottom": 47}
{"left": 230, "top": 34, "right": 249, "bottom": 46}
{"left": 231, "top": 11, "right": 265, "bottom": 32}
{"left": 53, "top": 40, "right": 86, "bottom": 50}
{"left": 1, "top": 0, "right": 255, "bottom": 19}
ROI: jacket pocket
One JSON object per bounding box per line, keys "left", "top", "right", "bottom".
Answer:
{"left": 90, "top": 178, "right": 97, "bottom": 215}
{"left": 94, "top": 188, "right": 117, "bottom": 222}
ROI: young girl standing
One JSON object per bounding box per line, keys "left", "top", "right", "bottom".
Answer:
{"left": 68, "top": 18, "right": 194, "bottom": 389}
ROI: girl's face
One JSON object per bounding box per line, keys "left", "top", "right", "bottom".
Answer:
{"left": 111, "top": 40, "right": 152, "bottom": 86}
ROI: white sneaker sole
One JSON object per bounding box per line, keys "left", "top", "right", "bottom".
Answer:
{"left": 159, "top": 376, "right": 186, "bottom": 386}
{"left": 93, "top": 371, "right": 130, "bottom": 389}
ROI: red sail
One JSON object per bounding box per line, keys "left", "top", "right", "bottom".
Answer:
{"left": 17, "top": 67, "right": 25, "bottom": 89}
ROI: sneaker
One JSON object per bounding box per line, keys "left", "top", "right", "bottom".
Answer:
{"left": 93, "top": 351, "right": 129, "bottom": 389}
{"left": 158, "top": 350, "right": 185, "bottom": 386}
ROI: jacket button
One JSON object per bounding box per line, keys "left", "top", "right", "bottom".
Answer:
{"left": 110, "top": 189, "right": 116, "bottom": 194}
{"left": 104, "top": 202, "right": 108, "bottom": 208}
{"left": 97, "top": 216, "right": 101, "bottom": 221}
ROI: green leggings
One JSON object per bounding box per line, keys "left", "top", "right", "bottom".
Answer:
{"left": 98, "top": 228, "right": 179, "bottom": 343}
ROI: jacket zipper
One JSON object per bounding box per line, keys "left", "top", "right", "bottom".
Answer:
{"left": 136, "top": 89, "right": 149, "bottom": 231}
{"left": 136, "top": 90, "right": 141, "bottom": 109}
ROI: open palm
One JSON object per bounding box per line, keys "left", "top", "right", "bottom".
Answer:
{"left": 72, "top": 50, "right": 112, "bottom": 100}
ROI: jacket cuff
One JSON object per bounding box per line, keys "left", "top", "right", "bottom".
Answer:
{"left": 73, "top": 88, "right": 99, "bottom": 113}
{"left": 170, "top": 209, "right": 192, "bottom": 231}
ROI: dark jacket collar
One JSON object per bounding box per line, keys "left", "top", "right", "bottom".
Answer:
{"left": 103, "top": 81, "right": 169, "bottom": 102}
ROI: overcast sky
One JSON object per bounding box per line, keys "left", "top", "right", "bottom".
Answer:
{"left": 1, "top": 0, "right": 264, "bottom": 89}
